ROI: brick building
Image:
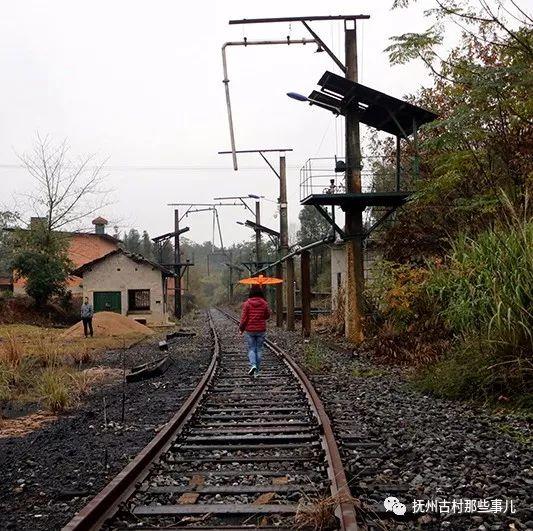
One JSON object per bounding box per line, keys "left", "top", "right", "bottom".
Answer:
{"left": 13, "top": 217, "right": 120, "bottom": 297}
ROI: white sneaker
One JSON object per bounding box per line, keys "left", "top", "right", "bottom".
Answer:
{"left": 253, "top": 370, "right": 259, "bottom": 378}
{"left": 248, "top": 365, "right": 256, "bottom": 376}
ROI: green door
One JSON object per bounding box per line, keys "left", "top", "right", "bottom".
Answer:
{"left": 93, "top": 291, "right": 122, "bottom": 313}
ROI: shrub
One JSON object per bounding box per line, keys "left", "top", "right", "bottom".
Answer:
{"left": 366, "top": 260, "right": 433, "bottom": 332}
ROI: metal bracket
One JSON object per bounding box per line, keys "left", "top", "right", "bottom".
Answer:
{"left": 301, "top": 21, "right": 346, "bottom": 73}
{"left": 259, "top": 151, "right": 280, "bottom": 179}
{"left": 364, "top": 206, "right": 399, "bottom": 238}
{"left": 313, "top": 205, "right": 346, "bottom": 240}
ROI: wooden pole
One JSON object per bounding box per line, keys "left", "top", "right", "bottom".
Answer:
{"left": 286, "top": 256, "right": 295, "bottom": 331}
{"left": 174, "top": 209, "right": 182, "bottom": 319}
{"left": 301, "top": 250, "right": 311, "bottom": 337}
{"left": 255, "top": 200, "right": 261, "bottom": 266}
{"left": 275, "top": 263, "right": 283, "bottom": 327}
{"left": 344, "top": 25, "right": 364, "bottom": 343}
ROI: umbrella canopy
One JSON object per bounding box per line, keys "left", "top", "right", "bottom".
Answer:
{"left": 238, "top": 274, "right": 283, "bottom": 286}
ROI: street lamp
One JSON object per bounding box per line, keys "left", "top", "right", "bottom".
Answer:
{"left": 287, "top": 91, "right": 341, "bottom": 114}
{"left": 287, "top": 92, "right": 309, "bottom": 102}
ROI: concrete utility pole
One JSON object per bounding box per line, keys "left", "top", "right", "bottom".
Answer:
{"left": 174, "top": 209, "right": 182, "bottom": 320}
{"left": 279, "top": 155, "right": 295, "bottom": 331}
{"left": 217, "top": 149, "right": 293, "bottom": 328}
{"left": 344, "top": 25, "right": 364, "bottom": 342}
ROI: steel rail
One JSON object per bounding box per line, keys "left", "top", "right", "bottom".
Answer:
{"left": 62, "top": 311, "right": 221, "bottom": 531}
{"left": 216, "top": 308, "right": 358, "bottom": 530}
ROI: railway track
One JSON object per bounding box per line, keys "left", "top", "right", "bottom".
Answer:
{"left": 63, "top": 309, "right": 358, "bottom": 531}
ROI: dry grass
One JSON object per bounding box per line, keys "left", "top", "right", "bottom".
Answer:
{"left": 294, "top": 492, "right": 356, "bottom": 530}
{"left": 313, "top": 287, "right": 345, "bottom": 336}
{"left": 0, "top": 332, "right": 24, "bottom": 371}
{"left": 38, "top": 367, "right": 72, "bottom": 412}
{"left": 0, "top": 324, "right": 141, "bottom": 412}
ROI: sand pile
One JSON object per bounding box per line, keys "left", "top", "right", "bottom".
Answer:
{"left": 61, "top": 311, "right": 154, "bottom": 339}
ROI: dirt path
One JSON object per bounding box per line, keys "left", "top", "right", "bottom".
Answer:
{"left": 0, "top": 311, "right": 213, "bottom": 531}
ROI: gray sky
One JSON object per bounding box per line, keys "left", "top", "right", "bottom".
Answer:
{"left": 1, "top": 0, "right": 434, "bottom": 244}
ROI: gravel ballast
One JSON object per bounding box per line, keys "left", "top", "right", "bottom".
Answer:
{"left": 265, "top": 323, "right": 532, "bottom": 530}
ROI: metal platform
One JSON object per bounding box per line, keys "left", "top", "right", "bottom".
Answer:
{"left": 301, "top": 191, "right": 410, "bottom": 210}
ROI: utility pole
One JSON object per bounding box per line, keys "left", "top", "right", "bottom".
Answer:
{"left": 217, "top": 149, "right": 292, "bottom": 328}
{"left": 174, "top": 209, "right": 182, "bottom": 320}
{"left": 255, "top": 200, "right": 261, "bottom": 265}
{"left": 228, "top": 251, "right": 233, "bottom": 304}
{"left": 300, "top": 250, "right": 311, "bottom": 337}
{"left": 344, "top": 24, "right": 364, "bottom": 342}
{"left": 279, "top": 155, "right": 295, "bottom": 331}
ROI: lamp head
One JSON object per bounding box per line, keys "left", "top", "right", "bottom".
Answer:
{"left": 287, "top": 92, "right": 308, "bottom": 102}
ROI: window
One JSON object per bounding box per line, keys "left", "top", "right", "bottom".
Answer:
{"left": 128, "top": 289, "right": 150, "bottom": 311}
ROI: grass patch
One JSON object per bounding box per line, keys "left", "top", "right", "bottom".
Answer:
{"left": 303, "top": 341, "right": 329, "bottom": 373}
{"left": 351, "top": 365, "right": 387, "bottom": 378}
{"left": 496, "top": 422, "right": 532, "bottom": 446}
{"left": 0, "top": 324, "right": 141, "bottom": 412}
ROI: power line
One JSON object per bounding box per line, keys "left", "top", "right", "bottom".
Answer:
{"left": 0, "top": 164, "right": 301, "bottom": 171}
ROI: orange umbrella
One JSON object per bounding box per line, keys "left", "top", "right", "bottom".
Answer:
{"left": 238, "top": 274, "right": 283, "bottom": 286}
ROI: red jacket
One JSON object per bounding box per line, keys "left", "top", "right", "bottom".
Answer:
{"left": 239, "top": 297, "right": 270, "bottom": 333}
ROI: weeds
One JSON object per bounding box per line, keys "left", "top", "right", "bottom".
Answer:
{"left": 351, "top": 365, "right": 387, "bottom": 378}
{"left": 38, "top": 368, "right": 73, "bottom": 412}
{"left": 0, "top": 324, "right": 133, "bottom": 411}
{"left": 0, "top": 332, "right": 24, "bottom": 371}
{"left": 69, "top": 369, "right": 99, "bottom": 397}
{"left": 294, "top": 492, "right": 355, "bottom": 530}
{"left": 420, "top": 215, "right": 533, "bottom": 401}
{"left": 303, "top": 341, "right": 329, "bottom": 373}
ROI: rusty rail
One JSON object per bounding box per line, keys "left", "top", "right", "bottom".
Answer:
{"left": 217, "top": 308, "right": 358, "bottom": 530}
{"left": 62, "top": 311, "right": 220, "bottom": 531}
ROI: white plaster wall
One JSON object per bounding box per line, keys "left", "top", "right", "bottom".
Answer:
{"left": 80, "top": 253, "right": 168, "bottom": 326}
{"left": 330, "top": 244, "right": 347, "bottom": 310}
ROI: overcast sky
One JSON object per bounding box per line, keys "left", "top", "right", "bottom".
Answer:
{"left": 1, "top": 0, "right": 436, "bottom": 245}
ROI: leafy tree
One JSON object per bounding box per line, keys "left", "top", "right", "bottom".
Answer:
{"left": 11, "top": 224, "right": 71, "bottom": 307}
{"left": 296, "top": 206, "right": 331, "bottom": 245}
{"left": 377, "top": 0, "right": 533, "bottom": 261}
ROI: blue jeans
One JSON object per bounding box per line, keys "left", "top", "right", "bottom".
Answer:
{"left": 245, "top": 332, "right": 265, "bottom": 370}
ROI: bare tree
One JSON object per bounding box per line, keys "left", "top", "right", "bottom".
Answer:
{"left": 19, "top": 134, "right": 110, "bottom": 231}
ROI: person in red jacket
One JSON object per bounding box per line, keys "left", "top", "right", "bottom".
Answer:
{"left": 239, "top": 285, "right": 271, "bottom": 377}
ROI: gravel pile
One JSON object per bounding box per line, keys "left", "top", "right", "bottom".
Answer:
{"left": 0, "top": 311, "right": 213, "bottom": 531}
{"left": 266, "top": 324, "right": 532, "bottom": 531}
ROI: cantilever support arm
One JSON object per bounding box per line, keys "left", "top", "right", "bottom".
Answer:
{"left": 301, "top": 21, "right": 346, "bottom": 73}
{"left": 364, "top": 207, "right": 399, "bottom": 239}
{"left": 313, "top": 205, "right": 346, "bottom": 240}
{"left": 259, "top": 151, "right": 280, "bottom": 179}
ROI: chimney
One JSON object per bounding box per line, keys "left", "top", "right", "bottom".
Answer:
{"left": 92, "top": 216, "right": 108, "bottom": 235}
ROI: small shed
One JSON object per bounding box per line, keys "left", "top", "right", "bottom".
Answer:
{"left": 72, "top": 249, "right": 174, "bottom": 326}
